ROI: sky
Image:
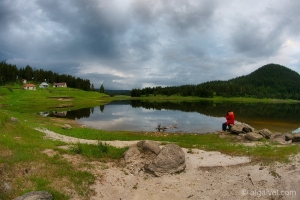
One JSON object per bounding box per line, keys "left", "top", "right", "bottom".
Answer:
{"left": 1, "top": 0, "right": 299, "bottom": 90}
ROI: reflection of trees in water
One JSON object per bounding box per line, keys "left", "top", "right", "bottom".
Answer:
{"left": 100, "top": 105, "right": 104, "bottom": 113}
{"left": 131, "top": 100, "right": 300, "bottom": 123}
{"left": 64, "top": 107, "right": 93, "bottom": 119}
{"left": 50, "top": 100, "right": 300, "bottom": 125}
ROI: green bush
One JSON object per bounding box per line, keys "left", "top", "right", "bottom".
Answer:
{"left": 69, "top": 143, "right": 82, "bottom": 154}
{"left": 98, "top": 141, "right": 109, "bottom": 154}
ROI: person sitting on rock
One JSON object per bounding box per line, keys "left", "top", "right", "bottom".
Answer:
{"left": 222, "top": 111, "right": 235, "bottom": 131}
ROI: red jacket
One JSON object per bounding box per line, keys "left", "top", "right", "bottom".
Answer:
{"left": 226, "top": 111, "right": 235, "bottom": 125}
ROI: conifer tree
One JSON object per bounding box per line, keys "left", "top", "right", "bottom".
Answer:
{"left": 100, "top": 84, "right": 105, "bottom": 93}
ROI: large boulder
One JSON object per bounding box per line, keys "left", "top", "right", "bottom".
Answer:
{"left": 245, "top": 132, "right": 264, "bottom": 141}
{"left": 270, "top": 134, "right": 287, "bottom": 145}
{"left": 14, "top": 191, "right": 53, "bottom": 200}
{"left": 123, "top": 145, "right": 141, "bottom": 162}
{"left": 258, "top": 129, "right": 272, "bottom": 139}
{"left": 285, "top": 133, "right": 294, "bottom": 141}
{"left": 145, "top": 144, "right": 186, "bottom": 177}
{"left": 242, "top": 127, "right": 253, "bottom": 133}
{"left": 292, "top": 133, "right": 300, "bottom": 142}
{"left": 137, "top": 140, "right": 161, "bottom": 155}
{"left": 229, "top": 124, "right": 254, "bottom": 134}
{"left": 230, "top": 124, "right": 245, "bottom": 134}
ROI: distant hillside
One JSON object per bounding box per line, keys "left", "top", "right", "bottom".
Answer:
{"left": 131, "top": 63, "right": 300, "bottom": 100}
{"left": 231, "top": 63, "right": 300, "bottom": 87}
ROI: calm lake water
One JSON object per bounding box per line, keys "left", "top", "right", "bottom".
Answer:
{"left": 47, "top": 100, "right": 300, "bottom": 133}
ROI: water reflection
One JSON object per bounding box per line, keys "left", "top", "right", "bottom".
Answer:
{"left": 46, "top": 100, "right": 300, "bottom": 133}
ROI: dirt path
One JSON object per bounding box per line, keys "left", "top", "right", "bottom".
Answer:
{"left": 36, "top": 128, "right": 300, "bottom": 200}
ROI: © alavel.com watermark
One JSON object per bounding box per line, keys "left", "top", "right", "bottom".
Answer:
{"left": 242, "top": 189, "right": 297, "bottom": 198}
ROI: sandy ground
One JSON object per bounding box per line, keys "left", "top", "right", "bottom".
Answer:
{"left": 36, "top": 128, "right": 300, "bottom": 200}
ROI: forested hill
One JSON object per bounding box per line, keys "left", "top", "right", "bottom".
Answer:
{"left": 131, "top": 63, "right": 300, "bottom": 100}
{"left": 230, "top": 63, "right": 300, "bottom": 88}
{"left": 201, "top": 63, "right": 300, "bottom": 99}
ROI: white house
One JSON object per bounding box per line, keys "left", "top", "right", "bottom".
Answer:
{"left": 23, "top": 84, "right": 36, "bottom": 90}
{"left": 39, "top": 82, "right": 49, "bottom": 88}
{"left": 53, "top": 82, "right": 67, "bottom": 88}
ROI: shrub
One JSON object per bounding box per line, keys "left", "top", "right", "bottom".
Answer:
{"left": 98, "top": 141, "right": 109, "bottom": 154}
{"left": 69, "top": 142, "right": 82, "bottom": 154}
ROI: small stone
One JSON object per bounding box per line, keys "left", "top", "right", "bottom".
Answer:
{"left": 14, "top": 191, "right": 53, "bottom": 200}
{"left": 62, "top": 124, "right": 72, "bottom": 129}
{"left": 10, "top": 117, "right": 18, "bottom": 122}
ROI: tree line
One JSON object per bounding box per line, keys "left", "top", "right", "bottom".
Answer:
{"left": 131, "top": 64, "right": 300, "bottom": 100}
{"left": 131, "top": 85, "right": 214, "bottom": 98}
{"left": 0, "top": 61, "right": 92, "bottom": 91}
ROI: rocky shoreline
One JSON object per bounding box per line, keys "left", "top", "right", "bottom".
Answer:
{"left": 224, "top": 123, "right": 300, "bottom": 144}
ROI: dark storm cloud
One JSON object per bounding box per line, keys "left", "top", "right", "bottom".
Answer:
{"left": 1, "top": 0, "right": 299, "bottom": 89}
{"left": 35, "top": 0, "right": 129, "bottom": 59}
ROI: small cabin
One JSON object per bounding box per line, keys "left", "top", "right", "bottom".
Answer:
{"left": 53, "top": 82, "right": 67, "bottom": 88}
{"left": 39, "top": 82, "right": 49, "bottom": 88}
{"left": 23, "top": 84, "right": 36, "bottom": 90}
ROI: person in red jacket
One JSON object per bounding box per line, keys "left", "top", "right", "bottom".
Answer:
{"left": 222, "top": 111, "right": 235, "bottom": 131}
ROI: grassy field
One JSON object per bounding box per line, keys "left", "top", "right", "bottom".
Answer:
{"left": 0, "top": 85, "right": 112, "bottom": 112}
{"left": 0, "top": 86, "right": 299, "bottom": 199}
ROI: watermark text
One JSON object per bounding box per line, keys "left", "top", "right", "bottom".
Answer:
{"left": 242, "top": 189, "right": 296, "bottom": 197}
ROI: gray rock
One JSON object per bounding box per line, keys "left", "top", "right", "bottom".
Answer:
{"left": 137, "top": 140, "right": 161, "bottom": 155}
{"left": 270, "top": 134, "right": 286, "bottom": 144}
{"left": 285, "top": 133, "right": 294, "bottom": 141}
{"left": 10, "top": 117, "right": 18, "bottom": 122}
{"left": 145, "top": 144, "right": 186, "bottom": 177}
{"left": 242, "top": 127, "right": 253, "bottom": 133}
{"left": 245, "top": 132, "right": 264, "bottom": 141}
{"left": 292, "top": 133, "right": 300, "bottom": 142}
{"left": 2, "top": 182, "right": 12, "bottom": 193}
{"left": 230, "top": 124, "right": 245, "bottom": 134}
{"left": 62, "top": 124, "right": 72, "bottom": 129}
{"left": 14, "top": 191, "right": 53, "bottom": 200}
{"left": 124, "top": 145, "right": 141, "bottom": 162}
{"left": 258, "top": 129, "right": 272, "bottom": 139}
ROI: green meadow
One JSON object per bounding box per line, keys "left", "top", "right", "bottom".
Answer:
{"left": 0, "top": 85, "right": 299, "bottom": 199}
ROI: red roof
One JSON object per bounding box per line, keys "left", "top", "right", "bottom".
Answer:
{"left": 23, "top": 84, "right": 35, "bottom": 87}
{"left": 54, "top": 82, "right": 66, "bottom": 86}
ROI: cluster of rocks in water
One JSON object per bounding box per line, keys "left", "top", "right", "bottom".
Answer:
{"left": 226, "top": 123, "right": 300, "bottom": 144}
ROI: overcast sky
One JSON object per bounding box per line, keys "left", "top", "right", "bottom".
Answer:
{"left": 1, "top": 0, "right": 299, "bottom": 89}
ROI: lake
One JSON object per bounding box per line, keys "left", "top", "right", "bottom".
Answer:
{"left": 47, "top": 100, "right": 300, "bottom": 133}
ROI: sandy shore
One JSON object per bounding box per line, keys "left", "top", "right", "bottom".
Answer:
{"left": 36, "top": 128, "right": 300, "bottom": 200}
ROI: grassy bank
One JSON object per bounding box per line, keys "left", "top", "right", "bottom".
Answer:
{"left": 0, "top": 85, "right": 112, "bottom": 112}
{"left": 1, "top": 86, "right": 300, "bottom": 199}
